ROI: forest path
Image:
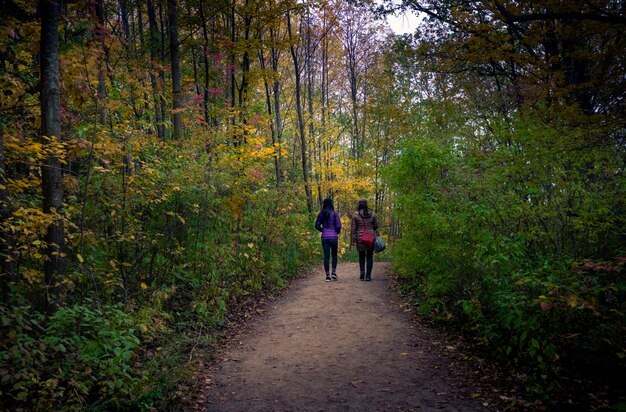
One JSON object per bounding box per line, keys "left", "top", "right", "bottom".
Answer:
{"left": 201, "top": 262, "right": 491, "bottom": 411}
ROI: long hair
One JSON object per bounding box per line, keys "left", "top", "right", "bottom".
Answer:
{"left": 322, "top": 197, "right": 334, "bottom": 225}
{"left": 357, "top": 199, "right": 371, "bottom": 218}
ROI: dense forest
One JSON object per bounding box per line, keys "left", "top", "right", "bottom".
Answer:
{"left": 0, "top": 0, "right": 624, "bottom": 410}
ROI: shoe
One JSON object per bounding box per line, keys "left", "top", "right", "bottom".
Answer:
{"left": 359, "top": 273, "right": 365, "bottom": 280}
{"left": 365, "top": 275, "right": 371, "bottom": 281}
{"left": 325, "top": 275, "right": 331, "bottom": 282}
{"left": 331, "top": 273, "right": 338, "bottom": 281}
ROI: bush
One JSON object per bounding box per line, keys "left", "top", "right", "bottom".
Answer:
{"left": 387, "top": 106, "right": 626, "bottom": 404}
{"left": 0, "top": 303, "right": 146, "bottom": 411}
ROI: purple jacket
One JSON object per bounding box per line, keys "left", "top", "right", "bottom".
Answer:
{"left": 315, "top": 210, "right": 341, "bottom": 239}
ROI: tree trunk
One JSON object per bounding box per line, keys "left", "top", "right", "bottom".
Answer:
{"left": 229, "top": 3, "right": 237, "bottom": 143}
{"left": 349, "top": 56, "right": 359, "bottom": 158}
{"left": 198, "top": 0, "right": 211, "bottom": 126}
{"left": 95, "top": 0, "right": 107, "bottom": 125}
{"left": 40, "top": 0, "right": 65, "bottom": 309}
{"left": 238, "top": 0, "right": 252, "bottom": 139}
{"left": 305, "top": 14, "right": 319, "bottom": 206}
{"left": 119, "top": 0, "right": 130, "bottom": 41}
{"left": 360, "top": 80, "right": 367, "bottom": 156}
{"left": 321, "top": 10, "right": 331, "bottom": 196}
{"left": 159, "top": 2, "right": 168, "bottom": 138}
{"left": 344, "top": 21, "right": 360, "bottom": 159}
{"left": 137, "top": 0, "right": 144, "bottom": 45}
{"left": 270, "top": 28, "right": 283, "bottom": 184}
{"left": 287, "top": 12, "right": 313, "bottom": 215}
{"left": 192, "top": 47, "right": 200, "bottom": 95}
{"left": 168, "top": 0, "right": 183, "bottom": 139}
{"left": 146, "top": 0, "right": 164, "bottom": 139}
{"left": 258, "top": 46, "right": 281, "bottom": 186}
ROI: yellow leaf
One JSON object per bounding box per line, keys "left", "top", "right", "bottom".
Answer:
{"left": 567, "top": 295, "right": 578, "bottom": 308}
{"left": 140, "top": 282, "right": 148, "bottom": 289}
{"left": 77, "top": 254, "right": 84, "bottom": 263}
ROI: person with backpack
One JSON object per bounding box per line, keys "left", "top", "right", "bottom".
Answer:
{"left": 315, "top": 198, "right": 342, "bottom": 282}
{"left": 350, "top": 199, "right": 378, "bottom": 281}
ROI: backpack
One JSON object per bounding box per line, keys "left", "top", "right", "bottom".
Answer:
{"left": 360, "top": 227, "right": 375, "bottom": 249}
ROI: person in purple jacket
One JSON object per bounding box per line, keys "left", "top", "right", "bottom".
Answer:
{"left": 315, "top": 197, "right": 342, "bottom": 282}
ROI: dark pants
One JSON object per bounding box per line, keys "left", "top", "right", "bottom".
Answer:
{"left": 321, "top": 238, "right": 338, "bottom": 275}
{"left": 359, "top": 249, "right": 374, "bottom": 277}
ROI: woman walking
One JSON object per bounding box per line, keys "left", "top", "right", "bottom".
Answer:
{"left": 315, "top": 198, "right": 342, "bottom": 282}
{"left": 351, "top": 199, "right": 378, "bottom": 281}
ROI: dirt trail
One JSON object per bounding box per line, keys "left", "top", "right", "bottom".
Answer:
{"left": 202, "top": 262, "right": 491, "bottom": 411}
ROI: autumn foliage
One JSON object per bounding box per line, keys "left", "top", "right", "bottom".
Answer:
{"left": 0, "top": 0, "right": 624, "bottom": 409}
{"left": 0, "top": 0, "right": 395, "bottom": 409}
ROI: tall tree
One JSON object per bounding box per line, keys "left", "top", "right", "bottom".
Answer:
{"left": 270, "top": 26, "right": 285, "bottom": 185}
{"left": 168, "top": 0, "right": 183, "bottom": 139}
{"left": 287, "top": 10, "right": 314, "bottom": 215}
{"left": 237, "top": 0, "right": 253, "bottom": 136}
{"left": 338, "top": 2, "right": 363, "bottom": 158}
{"left": 337, "top": 1, "right": 382, "bottom": 160}
{"left": 39, "top": 0, "right": 65, "bottom": 308}
{"left": 258, "top": 31, "right": 281, "bottom": 185}
{"left": 304, "top": 12, "right": 320, "bottom": 204}
{"left": 119, "top": 0, "right": 131, "bottom": 41}
{"left": 146, "top": 0, "right": 165, "bottom": 138}
{"left": 197, "top": 0, "right": 212, "bottom": 126}
{"left": 94, "top": 0, "right": 107, "bottom": 125}
{"left": 258, "top": 16, "right": 287, "bottom": 185}
{"left": 319, "top": 5, "right": 333, "bottom": 199}
{"left": 158, "top": 1, "right": 168, "bottom": 137}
